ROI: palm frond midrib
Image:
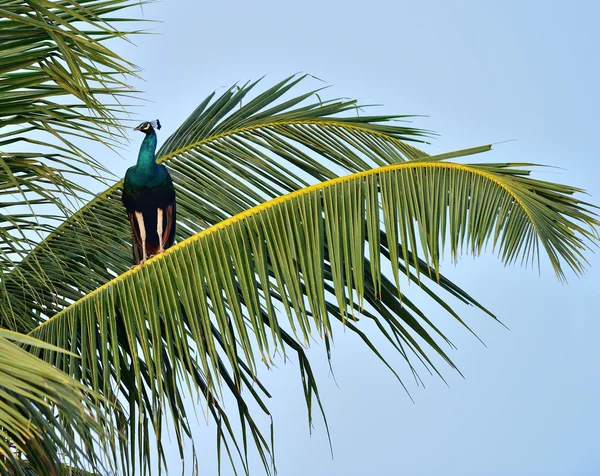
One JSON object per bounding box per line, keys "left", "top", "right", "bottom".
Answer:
{"left": 3, "top": 113, "right": 430, "bottom": 295}
{"left": 34, "top": 147, "right": 597, "bottom": 335}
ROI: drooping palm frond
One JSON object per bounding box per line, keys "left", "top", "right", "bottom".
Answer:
{"left": 0, "top": 75, "right": 432, "bottom": 331}
{"left": 29, "top": 148, "right": 599, "bottom": 474}
{"left": 0, "top": 0, "right": 142, "bottom": 147}
{"left": 0, "top": 76, "right": 445, "bottom": 473}
{"left": 0, "top": 329, "right": 110, "bottom": 476}
{"left": 1, "top": 4, "right": 144, "bottom": 472}
{"left": 0, "top": 0, "right": 143, "bottom": 270}
{"left": 6, "top": 77, "right": 598, "bottom": 473}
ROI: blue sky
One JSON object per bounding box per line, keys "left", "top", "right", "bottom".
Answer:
{"left": 107, "top": 1, "right": 600, "bottom": 474}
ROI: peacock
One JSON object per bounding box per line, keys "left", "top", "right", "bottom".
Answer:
{"left": 122, "top": 119, "right": 176, "bottom": 265}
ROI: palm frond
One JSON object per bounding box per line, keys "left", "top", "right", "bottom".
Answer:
{"left": 0, "top": 75, "right": 432, "bottom": 331}
{"left": 0, "top": 75, "right": 444, "bottom": 473}
{"left": 29, "top": 150, "right": 599, "bottom": 474}
{"left": 6, "top": 76, "right": 598, "bottom": 473}
{"left": 0, "top": 0, "right": 141, "bottom": 134}
{"left": 0, "top": 0, "right": 143, "bottom": 270}
{"left": 0, "top": 329, "right": 109, "bottom": 476}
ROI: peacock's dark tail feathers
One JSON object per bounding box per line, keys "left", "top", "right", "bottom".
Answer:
{"left": 127, "top": 202, "right": 176, "bottom": 265}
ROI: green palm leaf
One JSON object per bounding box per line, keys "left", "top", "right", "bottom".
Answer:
{"left": 29, "top": 148, "right": 599, "bottom": 474}
{"left": 0, "top": 329, "right": 110, "bottom": 476}
{"left": 0, "top": 0, "right": 142, "bottom": 272}
{"left": 1, "top": 76, "right": 449, "bottom": 473}
{"left": 1, "top": 3, "right": 143, "bottom": 473}
{"left": 0, "top": 75, "right": 432, "bottom": 331}
{"left": 6, "top": 77, "right": 597, "bottom": 473}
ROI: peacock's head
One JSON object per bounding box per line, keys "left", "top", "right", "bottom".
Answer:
{"left": 134, "top": 119, "right": 161, "bottom": 134}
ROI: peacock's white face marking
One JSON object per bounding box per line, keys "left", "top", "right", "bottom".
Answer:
{"left": 134, "top": 119, "right": 161, "bottom": 132}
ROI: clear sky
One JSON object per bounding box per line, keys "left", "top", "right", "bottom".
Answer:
{"left": 106, "top": 1, "right": 600, "bottom": 474}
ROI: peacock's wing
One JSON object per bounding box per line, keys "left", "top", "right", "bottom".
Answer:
{"left": 126, "top": 202, "right": 174, "bottom": 265}
{"left": 159, "top": 165, "right": 176, "bottom": 250}
{"left": 127, "top": 211, "right": 144, "bottom": 264}
{"left": 162, "top": 201, "right": 176, "bottom": 249}
{"left": 123, "top": 169, "right": 144, "bottom": 265}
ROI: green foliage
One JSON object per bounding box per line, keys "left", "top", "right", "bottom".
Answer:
{"left": 0, "top": 4, "right": 598, "bottom": 475}
{"left": 0, "top": 330, "right": 108, "bottom": 476}
{"left": 0, "top": 76, "right": 430, "bottom": 331}
{"left": 2, "top": 76, "right": 596, "bottom": 474}
{"left": 0, "top": 0, "right": 140, "bottom": 473}
{"left": 0, "top": 0, "right": 141, "bottom": 273}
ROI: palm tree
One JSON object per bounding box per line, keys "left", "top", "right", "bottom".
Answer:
{"left": 1, "top": 0, "right": 140, "bottom": 473}
{"left": 1, "top": 2, "right": 598, "bottom": 475}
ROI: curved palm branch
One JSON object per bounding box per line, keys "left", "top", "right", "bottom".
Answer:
{"left": 1, "top": 75, "right": 432, "bottom": 331}
{"left": 0, "top": 329, "right": 110, "bottom": 476}
{"left": 29, "top": 151, "right": 599, "bottom": 473}
{"left": 0, "top": 0, "right": 142, "bottom": 270}
{"left": 1, "top": 76, "right": 452, "bottom": 473}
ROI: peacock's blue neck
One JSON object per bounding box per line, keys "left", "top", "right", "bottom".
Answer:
{"left": 127, "top": 131, "right": 165, "bottom": 187}
{"left": 136, "top": 131, "right": 158, "bottom": 171}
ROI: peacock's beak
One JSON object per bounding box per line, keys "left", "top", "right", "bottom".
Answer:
{"left": 133, "top": 124, "right": 142, "bottom": 131}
